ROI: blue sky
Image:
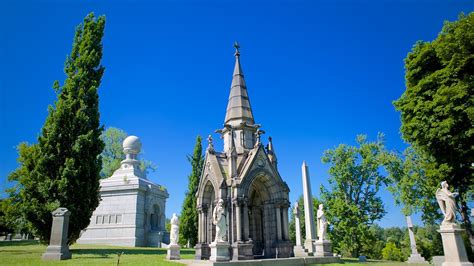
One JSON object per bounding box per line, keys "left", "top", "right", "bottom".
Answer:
{"left": 1, "top": 0, "right": 472, "bottom": 228}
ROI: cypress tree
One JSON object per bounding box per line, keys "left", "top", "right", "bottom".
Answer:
{"left": 8, "top": 13, "right": 106, "bottom": 244}
{"left": 179, "top": 136, "right": 204, "bottom": 247}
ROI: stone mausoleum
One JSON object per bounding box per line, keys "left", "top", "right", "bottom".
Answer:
{"left": 78, "top": 136, "right": 169, "bottom": 247}
{"left": 195, "top": 44, "right": 292, "bottom": 260}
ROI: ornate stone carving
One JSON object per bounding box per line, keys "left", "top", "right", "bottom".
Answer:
{"left": 316, "top": 204, "right": 328, "bottom": 241}
{"left": 170, "top": 213, "right": 179, "bottom": 245}
{"left": 436, "top": 181, "right": 459, "bottom": 225}
{"left": 212, "top": 199, "right": 227, "bottom": 243}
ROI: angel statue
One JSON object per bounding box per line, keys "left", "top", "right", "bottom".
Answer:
{"left": 170, "top": 213, "right": 179, "bottom": 245}
{"left": 212, "top": 199, "right": 227, "bottom": 243}
{"left": 435, "top": 181, "right": 459, "bottom": 225}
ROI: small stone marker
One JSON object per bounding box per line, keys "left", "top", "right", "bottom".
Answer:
{"left": 358, "top": 255, "right": 367, "bottom": 262}
{"left": 42, "top": 208, "right": 71, "bottom": 260}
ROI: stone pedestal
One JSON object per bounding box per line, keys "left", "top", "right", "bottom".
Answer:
{"left": 210, "top": 242, "right": 230, "bottom": 262}
{"left": 195, "top": 243, "right": 210, "bottom": 260}
{"left": 294, "top": 245, "right": 313, "bottom": 257}
{"left": 232, "top": 242, "right": 254, "bottom": 260}
{"left": 315, "top": 240, "right": 333, "bottom": 257}
{"left": 42, "top": 208, "right": 71, "bottom": 261}
{"left": 438, "top": 224, "right": 473, "bottom": 266}
{"left": 166, "top": 244, "right": 180, "bottom": 260}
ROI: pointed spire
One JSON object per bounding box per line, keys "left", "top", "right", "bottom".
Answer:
{"left": 224, "top": 42, "right": 255, "bottom": 127}
{"left": 266, "top": 136, "right": 278, "bottom": 169}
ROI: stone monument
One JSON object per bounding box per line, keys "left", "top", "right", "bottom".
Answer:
{"left": 78, "top": 136, "right": 169, "bottom": 247}
{"left": 406, "top": 215, "right": 428, "bottom": 264}
{"left": 42, "top": 208, "right": 71, "bottom": 260}
{"left": 293, "top": 202, "right": 311, "bottom": 257}
{"left": 302, "top": 161, "right": 317, "bottom": 254}
{"left": 435, "top": 181, "right": 473, "bottom": 266}
{"left": 315, "top": 204, "right": 332, "bottom": 257}
{"left": 209, "top": 199, "right": 230, "bottom": 262}
{"left": 167, "top": 213, "right": 180, "bottom": 260}
{"left": 195, "top": 43, "right": 292, "bottom": 260}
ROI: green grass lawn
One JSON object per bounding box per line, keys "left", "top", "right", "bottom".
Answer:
{"left": 0, "top": 240, "right": 194, "bottom": 265}
{"left": 0, "top": 241, "right": 423, "bottom": 266}
{"left": 311, "top": 258, "right": 426, "bottom": 266}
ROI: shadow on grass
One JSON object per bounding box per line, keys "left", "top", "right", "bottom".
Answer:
{"left": 0, "top": 240, "right": 40, "bottom": 247}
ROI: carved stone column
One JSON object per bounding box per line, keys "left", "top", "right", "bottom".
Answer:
{"left": 202, "top": 205, "right": 208, "bottom": 243}
{"left": 243, "top": 199, "right": 249, "bottom": 241}
{"left": 234, "top": 198, "right": 242, "bottom": 242}
{"left": 275, "top": 205, "right": 282, "bottom": 241}
{"left": 282, "top": 205, "right": 289, "bottom": 240}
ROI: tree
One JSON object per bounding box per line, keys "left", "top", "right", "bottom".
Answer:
{"left": 6, "top": 13, "right": 106, "bottom": 244}
{"left": 100, "top": 127, "right": 156, "bottom": 178}
{"left": 179, "top": 136, "right": 204, "bottom": 247}
{"left": 382, "top": 242, "right": 404, "bottom": 261}
{"left": 393, "top": 12, "right": 474, "bottom": 237}
{"left": 320, "top": 134, "right": 397, "bottom": 257}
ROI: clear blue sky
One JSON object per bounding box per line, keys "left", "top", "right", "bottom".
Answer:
{"left": 1, "top": 0, "right": 472, "bottom": 228}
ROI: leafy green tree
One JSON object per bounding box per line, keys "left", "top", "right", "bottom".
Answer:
{"left": 393, "top": 12, "right": 474, "bottom": 236}
{"left": 382, "top": 242, "right": 405, "bottom": 261}
{"left": 320, "top": 134, "right": 398, "bottom": 257}
{"left": 100, "top": 127, "right": 156, "bottom": 178}
{"left": 179, "top": 136, "right": 204, "bottom": 247}
{"left": 6, "top": 13, "right": 106, "bottom": 244}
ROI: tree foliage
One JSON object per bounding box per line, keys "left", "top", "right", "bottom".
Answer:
{"left": 6, "top": 13, "right": 106, "bottom": 244}
{"left": 393, "top": 12, "right": 474, "bottom": 232}
{"left": 100, "top": 127, "right": 156, "bottom": 178}
{"left": 179, "top": 136, "right": 204, "bottom": 247}
{"left": 320, "top": 134, "right": 398, "bottom": 257}
{"left": 382, "top": 242, "right": 404, "bottom": 261}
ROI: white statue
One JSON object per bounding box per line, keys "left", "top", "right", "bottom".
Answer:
{"left": 436, "top": 181, "right": 459, "bottom": 225}
{"left": 170, "top": 213, "right": 179, "bottom": 245}
{"left": 317, "top": 204, "right": 328, "bottom": 240}
{"left": 212, "top": 199, "right": 227, "bottom": 243}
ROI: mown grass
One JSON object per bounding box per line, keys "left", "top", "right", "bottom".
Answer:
{"left": 0, "top": 241, "right": 425, "bottom": 265}
{"left": 311, "top": 257, "right": 427, "bottom": 266}
{"left": 0, "top": 240, "right": 194, "bottom": 265}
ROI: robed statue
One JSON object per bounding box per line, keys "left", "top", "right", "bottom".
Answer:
{"left": 435, "top": 181, "right": 459, "bottom": 225}
{"left": 170, "top": 213, "right": 179, "bottom": 245}
{"left": 317, "top": 204, "right": 328, "bottom": 241}
{"left": 212, "top": 199, "right": 227, "bottom": 243}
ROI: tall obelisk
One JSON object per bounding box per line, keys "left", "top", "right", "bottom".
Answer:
{"left": 302, "top": 161, "right": 317, "bottom": 253}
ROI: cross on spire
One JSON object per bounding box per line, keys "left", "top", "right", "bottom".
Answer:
{"left": 234, "top": 41, "right": 240, "bottom": 56}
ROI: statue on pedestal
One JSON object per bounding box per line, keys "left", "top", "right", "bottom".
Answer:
{"left": 170, "top": 213, "right": 179, "bottom": 245}
{"left": 212, "top": 199, "right": 227, "bottom": 243}
{"left": 317, "top": 204, "right": 328, "bottom": 241}
{"left": 436, "top": 181, "right": 459, "bottom": 225}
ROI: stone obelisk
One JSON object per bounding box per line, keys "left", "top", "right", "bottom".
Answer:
{"left": 406, "top": 216, "right": 428, "bottom": 264}
{"left": 302, "top": 161, "right": 317, "bottom": 254}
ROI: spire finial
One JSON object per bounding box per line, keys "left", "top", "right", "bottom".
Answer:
{"left": 234, "top": 41, "right": 240, "bottom": 56}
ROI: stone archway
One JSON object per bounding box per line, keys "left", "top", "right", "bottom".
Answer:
{"left": 198, "top": 180, "right": 216, "bottom": 245}
{"left": 150, "top": 204, "right": 161, "bottom": 231}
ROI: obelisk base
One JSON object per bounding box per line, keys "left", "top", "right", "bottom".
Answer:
{"left": 166, "top": 244, "right": 180, "bottom": 260}
{"left": 407, "top": 253, "right": 428, "bottom": 264}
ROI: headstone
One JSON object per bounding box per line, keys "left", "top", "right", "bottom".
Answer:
{"left": 6, "top": 233, "right": 12, "bottom": 241}
{"left": 166, "top": 213, "right": 180, "bottom": 260}
{"left": 435, "top": 181, "right": 473, "bottom": 266}
{"left": 406, "top": 216, "right": 428, "bottom": 264}
{"left": 359, "top": 255, "right": 367, "bottom": 262}
{"left": 42, "top": 208, "right": 71, "bottom": 260}
{"left": 302, "top": 161, "right": 317, "bottom": 254}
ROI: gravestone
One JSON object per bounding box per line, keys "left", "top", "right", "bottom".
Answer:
{"left": 406, "top": 216, "right": 428, "bottom": 264}
{"left": 42, "top": 208, "right": 71, "bottom": 260}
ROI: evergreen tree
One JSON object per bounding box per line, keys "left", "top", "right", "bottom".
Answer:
{"left": 179, "top": 136, "right": 204, "bottom": 246}
{"left": 6, "top": 13, "right": 106, "bottom": 244}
